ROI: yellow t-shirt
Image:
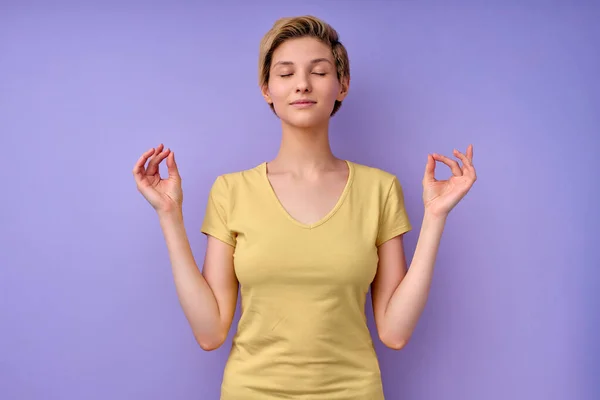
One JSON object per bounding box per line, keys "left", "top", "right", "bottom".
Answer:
{"left": 201, "top": 160, "right": 412, "bottom": 400}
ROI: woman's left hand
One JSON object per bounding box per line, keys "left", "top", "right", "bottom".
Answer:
{"left": 422, "top": 144, "right": 477, "bottom": 218}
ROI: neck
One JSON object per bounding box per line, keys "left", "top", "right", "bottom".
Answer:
{"left": 269, "top": 120, "right": 339, "bottom": 174}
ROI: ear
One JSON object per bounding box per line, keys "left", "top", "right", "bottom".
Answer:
{"left": 261, "top": 83, "right": 273, "bottom": 105}
{"left": 336, "top": 75, "right": 350, "bottom": 102}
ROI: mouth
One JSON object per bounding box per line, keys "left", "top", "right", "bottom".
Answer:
{"left": 290, "top": 99, "right": 317, "bottom": 108}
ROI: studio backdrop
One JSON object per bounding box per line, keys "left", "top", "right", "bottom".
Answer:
{"left": 1, "top": 1, "right": 598, "bottom": 400}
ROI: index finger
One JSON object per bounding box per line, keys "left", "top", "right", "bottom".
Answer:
{"left": 132, "top": 148, "right": 156, "bottom": 176}
{"left": 432, "top": 153, "right": 463, "bottom": 176}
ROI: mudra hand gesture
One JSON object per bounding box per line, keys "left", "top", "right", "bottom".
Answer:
{"left": 423, "top": 144, "right": 477, "bottom": 217}
{"left": 132, "top": 143, "right": 182, "bottom": 213}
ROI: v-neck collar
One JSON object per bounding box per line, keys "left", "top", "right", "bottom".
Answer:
{"left": 261, "top": 160, "right": 354, "bottom": 229}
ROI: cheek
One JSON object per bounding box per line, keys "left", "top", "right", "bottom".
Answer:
{"left": 329, "top": 84, "right": 341, "bottom": 98}
{"left": 321, "top": 81, "right": 341, "bottom": 102}
{"left": 267, "top": 83, "right": 290, "bottom": 116}
{"left": 267, "top": 82, "right": 289, "bottom": 103}
{"left": 316, "top": 76, "right": 340, "bottom": 93}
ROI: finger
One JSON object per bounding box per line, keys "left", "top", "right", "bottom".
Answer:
{"left": 423, "top": 154, "right": 437, "bottom": 183}
{"left": 432, "top": 153, "right": 463, "bottom": 176}
{"left": 166, "top": 151, "right": 181, "bottom": 179}
{"left": 452, "top": 150, "right": 475, "bottom": 180}
{"left": 144, "top": 144, "right": 164, "bottom": 173}
{"left": 132, "top": 148, "right": 156, "bottom": 182}
{"left": 467, "top": 144, "right": 474, "bottom": 162}
{"left": 453, "top": 148, "right": 472, "bottom": 167}
{"left": 454, "top": 147, "right": 477, "bottom": 180}
{"left": 146, "top": 147, "right": 170, "bottom": 176}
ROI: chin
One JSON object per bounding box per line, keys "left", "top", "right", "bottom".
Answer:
{"left": 279, "top": 110, "right": 331, "bottom": 129}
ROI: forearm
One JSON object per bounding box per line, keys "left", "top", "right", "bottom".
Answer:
{"left": 158, "top": 210, "right": 223, "bottom": 347}
{"left": 384, "top": 211, "right": 447, "bottom": 345}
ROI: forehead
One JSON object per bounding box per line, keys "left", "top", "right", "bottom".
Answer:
{"left": 271, "top": 37, "right": 334, "bottom": 64}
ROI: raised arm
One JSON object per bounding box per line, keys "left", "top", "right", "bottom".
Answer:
{"left": 133, "top": 144, "right": 238, "bottom": 351}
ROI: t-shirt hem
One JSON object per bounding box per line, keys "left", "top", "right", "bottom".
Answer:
{"left": 201, "top": 226, "right": 236, "bottom": 247}
{"left": 376, "top": 223, "right": 412, "bottom": 247}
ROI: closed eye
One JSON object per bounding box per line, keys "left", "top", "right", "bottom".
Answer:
{"left": 279, "top": 73, "right": 326, "bottom": 77}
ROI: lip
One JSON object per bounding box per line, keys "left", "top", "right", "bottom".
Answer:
{"left": 290, "top": 99, "right": 317, "bottom": 108}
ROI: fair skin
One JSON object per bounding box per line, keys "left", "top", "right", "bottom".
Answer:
{"left": 260, "top": 37, "right": 350, "bottom": 226}
{"left": 132, "top": 36, "right": 476, "bottom": 351}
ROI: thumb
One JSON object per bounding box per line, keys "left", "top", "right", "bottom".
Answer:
{"left": 166, "top": 151, "right": 181, "bottom": 179}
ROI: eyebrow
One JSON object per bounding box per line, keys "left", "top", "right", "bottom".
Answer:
{"left": 273, "top": 58, "right": 333, "bottom": 67}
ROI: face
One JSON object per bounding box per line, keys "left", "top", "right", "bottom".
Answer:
{"left": 262, "top": 37, "right": 349, "bottom": 129}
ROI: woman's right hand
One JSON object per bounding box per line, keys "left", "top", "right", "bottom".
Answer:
{"left": 132, "top": 143, "right": 183, "bottom": 213}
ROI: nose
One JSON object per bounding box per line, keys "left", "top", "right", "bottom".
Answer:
{"left": 295, "top": 72, "right": 312, "bottom": 93}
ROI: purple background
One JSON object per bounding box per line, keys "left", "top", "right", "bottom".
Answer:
{"left": 1, "top": 1, "right": 598, "bottom": 399}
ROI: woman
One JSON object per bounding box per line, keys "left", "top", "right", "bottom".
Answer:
{"left": 132, "top": 15, "right": 476, "bottom": 400}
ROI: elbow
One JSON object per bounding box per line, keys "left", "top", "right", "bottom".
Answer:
{"left": 380, "top": 333, "right": 410, "bottom": 351}
{"left": 195, "top": 333, "right": 226, "bottom": 352}
{"left": 198, "top": 341, "right": 221, "bottom": 352}
{"left": 385, "top": 338, "right": 409, "bottom": 351}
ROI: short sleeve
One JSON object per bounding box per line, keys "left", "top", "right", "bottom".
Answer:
{"left": 200, "top": 176, "right": 236, "bottom": 247}
{"left": 376, "top": 176, "right": 412, "bottom": 246}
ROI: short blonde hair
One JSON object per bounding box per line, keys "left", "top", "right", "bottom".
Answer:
{"left": 258, "top": 15, "right": 350, "bottom": 116}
